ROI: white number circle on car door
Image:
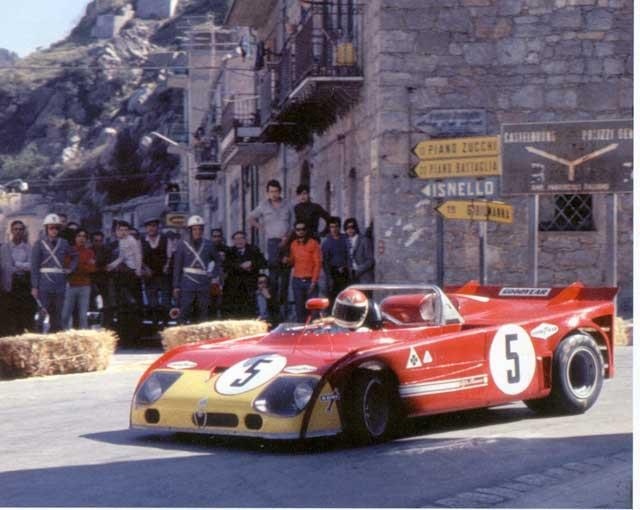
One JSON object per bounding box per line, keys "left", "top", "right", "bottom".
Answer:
{"left": 489, "top": 324, "right": 536, "bottom": 395}
{"left": 215, "top": 354, "right": 287, "bottom": 395}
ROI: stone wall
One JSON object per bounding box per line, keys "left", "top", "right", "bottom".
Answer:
{"left": 366, "top": 0, "right": 632, "bottom": 310}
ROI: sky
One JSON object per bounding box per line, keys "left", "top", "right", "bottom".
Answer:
{"left": 0, "top": 0, "right": 92, "bottom": 57}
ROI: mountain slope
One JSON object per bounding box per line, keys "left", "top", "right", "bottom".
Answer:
{"left": 0, "top": 0, "right": 229, "bottom": 213}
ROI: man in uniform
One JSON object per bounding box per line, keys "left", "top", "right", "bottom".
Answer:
{"left": 31, "top": 214, "right": 77, "bottom": 333}
{"left": 172, "top": 215, "right": 221, "bottom": 324}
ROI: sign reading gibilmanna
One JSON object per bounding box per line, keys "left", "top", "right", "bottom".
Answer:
{"left": 501, "top": 119, "right": 633, "bottom": 194}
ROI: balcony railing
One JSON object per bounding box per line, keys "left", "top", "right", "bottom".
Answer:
{"left": 221, "top": 95, "right": 261, "bottom": 136}
{"left": 258, "top": 70, "right": 274, "bottom": 127}
{"left": 194, "top": 136, "right": 220, "bottom": 164}
{"left": 276, "top": 2, "right": 363, "bottom": 106}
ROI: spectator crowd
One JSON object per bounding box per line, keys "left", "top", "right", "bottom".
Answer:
{"left": 0, "top": 180, "right": 374, "bottom": 337}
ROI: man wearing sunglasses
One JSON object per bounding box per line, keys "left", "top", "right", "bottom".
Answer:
{"left": 31, "top": 213, "right": 78, "bottom": 333}
{"left": 284, "top": 221, "right": 322, "bottom": 323}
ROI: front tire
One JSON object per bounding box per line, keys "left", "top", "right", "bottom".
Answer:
{"left": 343, "top": 370, "right": 399, "bottom": 445}
{"left": 525, "top": 333, "right": 604, "bottom": 414}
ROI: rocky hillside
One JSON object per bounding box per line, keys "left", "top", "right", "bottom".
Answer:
{"left": 0, "top": 0, "right": 228, "bottom": 217}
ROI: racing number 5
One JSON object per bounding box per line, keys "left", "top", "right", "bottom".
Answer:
{"left": 505, "top": 333, "right": 520, "bottom": 384}
{"left": 231, "top": 358, "right": 273, "bottom": 388}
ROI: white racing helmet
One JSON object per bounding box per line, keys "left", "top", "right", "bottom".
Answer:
{"left": 187, "top": 215, "right": 205, "bottom": 228}
{"left": 332, "top": 288, "right": 369, "bottom": 329}
{"left": 42, "top": 213, "right": 61, "bottom": 226}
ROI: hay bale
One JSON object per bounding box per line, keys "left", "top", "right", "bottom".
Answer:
{"left": 0, "top": 330, "right": 118, "bottom": 379}
{"left": 161, "top": 320, "right": 268, "bottom": 351}
{"left": 614, "top": 316, "right": 631, "bottom": 346}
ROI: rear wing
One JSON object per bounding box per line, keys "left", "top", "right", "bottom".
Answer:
{"left": 445, "top": 281, "right": 618, "bottom": 305}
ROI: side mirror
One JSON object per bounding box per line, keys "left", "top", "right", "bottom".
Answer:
{"left": 306, "top": 297, "right": 330, "bottom": 312}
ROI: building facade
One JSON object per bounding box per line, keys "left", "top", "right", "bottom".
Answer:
{"left": 176, "top": 0, "right": 632, "bottom": 312}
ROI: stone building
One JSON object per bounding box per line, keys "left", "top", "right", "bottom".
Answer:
{"left": 181, "top": 0, "right": 633, "bottom": 312}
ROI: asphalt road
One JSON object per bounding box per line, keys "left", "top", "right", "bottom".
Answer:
{"left": 0, "top": 345, "right": 633, "bottom": 508}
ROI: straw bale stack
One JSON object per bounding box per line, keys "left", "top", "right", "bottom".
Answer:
{"left": 614, "top": 316, "right": 631, "bottom": 346}
{"left": 0, "top": 330, "right": 117, "bottom": 379}
{"left": 162, "top": 320, "right": 268, "bottom": 351}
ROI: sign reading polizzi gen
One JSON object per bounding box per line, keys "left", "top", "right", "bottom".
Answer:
{"left": 501, "top": 119, "right": 633, "bottom": 195}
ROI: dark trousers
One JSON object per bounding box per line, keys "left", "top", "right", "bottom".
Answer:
{"left": 2, "top": 274, "right": 36, "bottom": 335}
{"left": 267, "top": 238, "right": 290, "bottom": 320}
{"left": 39, "top": 290, "right": 66, "bottom": 333}
{"left": 145, "top": 275, "right": 171, "bottom": 324}
{"left": 179, "top": 288, "right": 210, "bottom": 324}
{"left": 328, "top": 266, "right": 351, "bottom": 304}
{"left": 292, "top": 277, "right": 318, "bottom": 323}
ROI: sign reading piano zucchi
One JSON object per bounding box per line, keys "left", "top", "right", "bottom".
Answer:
{"left": 501, "top": 119, "right": 633, "bottom": 195}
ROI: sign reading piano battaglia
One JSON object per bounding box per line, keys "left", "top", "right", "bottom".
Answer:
{"left": 501, "top": 119, "right": 633, "bottom": 194}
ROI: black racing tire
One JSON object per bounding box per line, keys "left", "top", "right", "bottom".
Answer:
{"left": 343, "top": 369, "right": 400, "bottom": 445}
{"left": 525, "top": 333, "right": 604, "bottom": 414}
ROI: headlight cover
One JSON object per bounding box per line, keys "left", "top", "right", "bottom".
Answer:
{"left": 253, "top": 377, "right": 319, "bottom": 417}
{"left": 135, "top": 371, "right": 182, "bottom": 406}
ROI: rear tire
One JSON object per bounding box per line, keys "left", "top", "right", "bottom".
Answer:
{"left": 343, "top": 369, "right": 400, "bottom": 445}
{"left": 525, "top": 333, "right": 604, "bottom": 414}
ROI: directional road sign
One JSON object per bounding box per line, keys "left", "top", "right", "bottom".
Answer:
{"left": 413, "top": 136, "right": 499, "bottom": 160}
{"left": 413, "top": 136, "right": 500, "bottom": 180}
{"left": 421, "top": 177, "right": 499, "bottom": 198}
{"left": 435, "top": 200, "right": 514, "bottom": 224}
{"left": 414, "top": 157, "right": 500, "bottom": 179}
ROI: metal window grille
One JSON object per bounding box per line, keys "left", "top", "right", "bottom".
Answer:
{"left": 539, "top": 194, "right": 595, "bottom": 231}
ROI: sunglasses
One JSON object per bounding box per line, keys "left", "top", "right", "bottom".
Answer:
{"left": 48, "top": 225, "right": 60, "bottom": 230}
{"left": 295, "top": 227, "right": 307, "bottom": 232}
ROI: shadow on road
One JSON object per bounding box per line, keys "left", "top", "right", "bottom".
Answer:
{"left": 1, "top": 432, "right": 632, "bottom": 507}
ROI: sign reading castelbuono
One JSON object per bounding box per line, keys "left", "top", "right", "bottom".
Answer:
{"left": 501, "top": 119, "right": 633, "bottom": 194}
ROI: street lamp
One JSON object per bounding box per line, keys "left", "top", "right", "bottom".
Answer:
{"left": 0, "top": 179, "right": 29, "bottom": 193}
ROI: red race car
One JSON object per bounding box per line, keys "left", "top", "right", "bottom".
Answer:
{"left": 130, "top": 282, "right": 616, "bottom": 444}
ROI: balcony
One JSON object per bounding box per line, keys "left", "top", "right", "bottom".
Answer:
{"left": 264, "top": 2, "right": 364, "bottom": 147}
{"left": 194, "top": 135, "right": 221, "bottom": 180}
{"left": 219, "top": 94, "right": 278, "bottom": 167}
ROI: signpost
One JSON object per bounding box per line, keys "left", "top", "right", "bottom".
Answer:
{"left": 421, "top": 177, "right": 499, "bottom": 199}
{"left": 501, "top": 119, "right": 633, "bottom": 195}
{"left": 413, "top": 135, "right": 503, "bottom": 284}
{"left": 165, "top": 213, "right": 187, "bottom": 227}
{"left": 414, "top": 109, "right": 487, "bottom": 137}
{"left": 501, "top": 119, "right": 633, "bottom": 288}
{"left": 435, "top": 200, "right": 514, "bottom": 224}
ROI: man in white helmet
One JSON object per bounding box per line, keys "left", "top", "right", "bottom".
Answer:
{"left": 30, "top": 214, "right": 78, "bottom": 333}
{"left": 172, "top": 215, "right": 221, "bottom": 324}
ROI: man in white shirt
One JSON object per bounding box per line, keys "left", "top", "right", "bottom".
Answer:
{"left": 0, "top": 220, "right": 36, "bottom": 335}
{"left": 106, "top": 221, "right": 143, "bottom": 343}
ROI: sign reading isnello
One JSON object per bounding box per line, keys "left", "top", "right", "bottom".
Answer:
{"left": 421, "top": 177, "right": 499, "bottom": 198}
{"left": 413, "top": 136, "right": 501, "bottom": 179}
{"left": 435, "top": 200, "right": 514, "bottom": 224}
{"left": 501, "top": 119, "right": 633, "bottom": 194}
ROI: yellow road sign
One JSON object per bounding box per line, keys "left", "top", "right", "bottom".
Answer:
{"left": 414, "top": 136, "right": 499, "bottom": 160}
{"left": 414, "top": 156, "right": 500, "bottom": 179}
{"left": 166, "top": 213, "right": 187, "bottom": 227}
{"left": 436, "top": 200, "right": 514, "bottom": 224}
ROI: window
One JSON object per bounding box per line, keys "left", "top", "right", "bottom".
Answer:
{"left": 539, "top": 194, "right": 595, "bottom": 232}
